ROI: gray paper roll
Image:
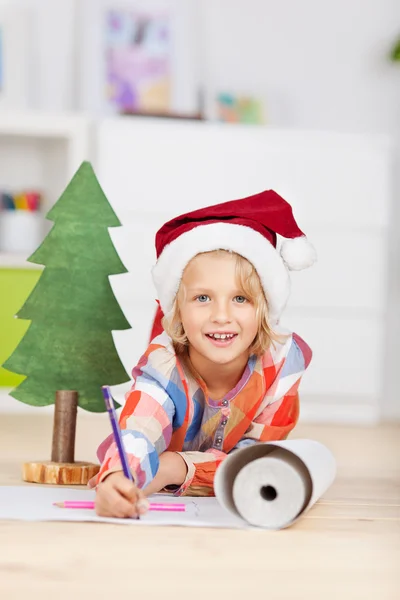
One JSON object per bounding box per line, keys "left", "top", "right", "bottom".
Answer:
{"left": 232, "top": 449, "right": 311, "bottom": 529}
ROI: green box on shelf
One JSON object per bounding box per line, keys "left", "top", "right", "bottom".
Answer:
{"left": 0, "top": 268, "right": 42, "bottom": 387}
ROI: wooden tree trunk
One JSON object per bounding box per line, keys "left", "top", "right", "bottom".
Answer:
{"left": 22, "top": 390, "right": 100, "bottom": 485}
{"left": 51, "top": 390, "right": 78, "bottom": 463}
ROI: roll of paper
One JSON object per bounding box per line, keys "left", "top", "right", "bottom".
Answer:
{"left": 214, "top": 439, "right": 336, "bottom": 530}
{"left": 232, "top": 449, "right": 311, "bottom": 529}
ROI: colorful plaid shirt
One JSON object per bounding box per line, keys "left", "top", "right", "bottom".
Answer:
{"left": 96, "top": 329, "right": 312, "bottom": 496}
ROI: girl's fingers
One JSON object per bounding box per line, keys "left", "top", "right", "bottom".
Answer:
{"left": 113, "top": 477, "right": 140, "bottom": 503}
{"left": 97, "top": 487, "right": 138, "bottom": 518}
{"left": 136, "top": 487, "right": 149, "bottom": 512}
{"left": 113, "top": 479, "right": 149, "bottom": 513}
{"left": 136, "top": 496, "right": 150, "bottom": 515}
{"left": 87, "top": 475, "right": 97, "bottom": 489}
{"left": 95, "top": 477, "right": 150, "bottom": 518}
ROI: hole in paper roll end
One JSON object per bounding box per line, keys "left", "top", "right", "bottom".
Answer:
{"left": 260, "top": 485, "right": 277, "bottom": 501}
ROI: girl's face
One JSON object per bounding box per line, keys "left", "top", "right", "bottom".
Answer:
{"left": 178, "top": 252, "right": 259, "bottom": 367}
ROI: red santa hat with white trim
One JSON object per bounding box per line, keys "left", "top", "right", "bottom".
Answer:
{"left": 152, "top": 190, "right": 316, "bottom": 325}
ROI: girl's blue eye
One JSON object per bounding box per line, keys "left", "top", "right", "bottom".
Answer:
{"left": 196, "top": 295, "right": 210, "bottom": 303}
{"left": 234, "top": 296, "right": 247, "bottom": 304}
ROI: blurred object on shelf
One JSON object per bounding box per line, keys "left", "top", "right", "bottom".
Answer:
{"left": 106, "top": 8, "right": 171, "bottom": 114}
{"left": 0, "top": 189, "right": 43, "bottom": 253}
{"left": 0, "top": 191, "right": 41, "bottom": 212}
{"left": 389, "top": 35, "right": 400, "bottom": 62}
{"left": 0, "top": 211, "right": 43, "bottom": 254}
{"left": 121, "top": 86, "right": 205, "bottom": 120}
{"left": 0, "top": 6, "right": 32, "bottom": 110}
{"left": 216, "top": 93, "right": 264, "bottom": 125}
{"left": 120, "top": 109, "right": 204, "bottom": 120}
{"left": 79, "top": 0, "right": 200, "bottom": 118}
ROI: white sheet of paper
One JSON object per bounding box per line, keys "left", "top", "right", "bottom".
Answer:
{"left": 0, "top": 486, "right": 247, "bottom": 529}
{"left": 0, "top": 442, "right": 335, "bottom": 529}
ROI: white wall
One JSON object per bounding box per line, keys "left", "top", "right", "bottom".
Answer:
{"left": 0, "top": 0, "right": 78, "bottom": 111}
{"left": 199, "top": 0, "right": 400, "bottom": 134}
{"left": 2, "top": 0, "right": 399, "bottom": 136}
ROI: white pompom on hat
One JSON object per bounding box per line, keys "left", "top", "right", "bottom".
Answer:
{"left": 152, "top": 190, "right": 316, "bottom": 324}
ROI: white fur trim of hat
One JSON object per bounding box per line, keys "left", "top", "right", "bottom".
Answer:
{"left": 152, "top": 222, "right": 317, "bottom": 325}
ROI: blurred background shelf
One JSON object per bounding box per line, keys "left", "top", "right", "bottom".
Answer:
{"left": 0, "top": 112, "right": 92, "bottom": 390}
{"left": 0, "top": 253, "right": 42, "bottom": 269}
{"left": 0, "top": 111, "right": 92, "bottom": 259}
{"left": 0, "top": 111, "right": 90, "bottom": 138}
{"left": 0, "top": 111, "right": 92, "bottom": 201}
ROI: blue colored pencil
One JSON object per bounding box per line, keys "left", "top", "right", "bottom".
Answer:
{"left": 101, "top": 385, "right": 141, "bottom": 519}
{"left": 101, "top": 385, "right": 134, "bottom": 482}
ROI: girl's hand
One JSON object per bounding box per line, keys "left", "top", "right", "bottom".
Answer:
{"left": 94, "top": 471, "right": 149, "bottom": 518}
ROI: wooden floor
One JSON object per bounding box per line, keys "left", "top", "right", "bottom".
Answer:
{"left": 0, "top": 413, "right": 399, "bottom": 600}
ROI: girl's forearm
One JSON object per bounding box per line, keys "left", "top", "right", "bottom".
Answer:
{"left": 143, "top": 451, "right": 188, "bottom": 496}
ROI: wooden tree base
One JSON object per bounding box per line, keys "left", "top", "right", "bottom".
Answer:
{"left": 22, "top": 461, "right": 100, "bottom": 485}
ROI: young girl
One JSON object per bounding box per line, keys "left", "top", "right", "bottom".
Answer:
{"left": 94, "top": 189, "right": 316, "bottom": 518}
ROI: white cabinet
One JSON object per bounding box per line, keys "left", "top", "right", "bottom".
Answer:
{"left": 0, "top": 111, "right": 91, "bottom": 268}
{"left": 96, "top": 117, "right": 395, "bottom": 424}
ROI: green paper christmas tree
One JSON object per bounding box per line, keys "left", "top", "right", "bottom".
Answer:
{"left": 2, "top": 161, "right": 131, "bottom": 412}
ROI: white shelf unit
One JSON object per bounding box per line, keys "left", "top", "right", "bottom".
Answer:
{"left": 0, "top": 111, "right": 92, "bottom": 266}
{"left": 96, "top": 117, "right": 396, "bottom": 425}
{"left": 0, "top": 253, "right": 43, "bottom": 269}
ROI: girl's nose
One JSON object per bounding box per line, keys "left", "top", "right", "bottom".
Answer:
{"left": 211, "top": 301, "right": 232, "bottom": 323}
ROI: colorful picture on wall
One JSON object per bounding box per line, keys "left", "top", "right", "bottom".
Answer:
{"left": 105, "top": 9, "right": 171, "bottom": 114}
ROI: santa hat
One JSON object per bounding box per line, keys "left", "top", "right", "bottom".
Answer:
{"left": 151, "top": 190, "right": 316, "bottom": 325}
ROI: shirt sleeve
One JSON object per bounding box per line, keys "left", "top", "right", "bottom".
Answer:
{"left": 96, "top": 366, "right": 176, "bottom": 489}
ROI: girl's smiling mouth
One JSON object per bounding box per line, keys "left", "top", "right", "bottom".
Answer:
{"left": 205, "top": 332, "right": 238, "bottom": 346}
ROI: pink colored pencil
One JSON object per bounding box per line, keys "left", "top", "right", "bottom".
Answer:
{"left": 53, "top": 500, "right": 185, "bottom": 512}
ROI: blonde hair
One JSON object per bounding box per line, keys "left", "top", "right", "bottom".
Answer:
{"left": 162, "top": 250, "right": 282, "bottom": 359}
